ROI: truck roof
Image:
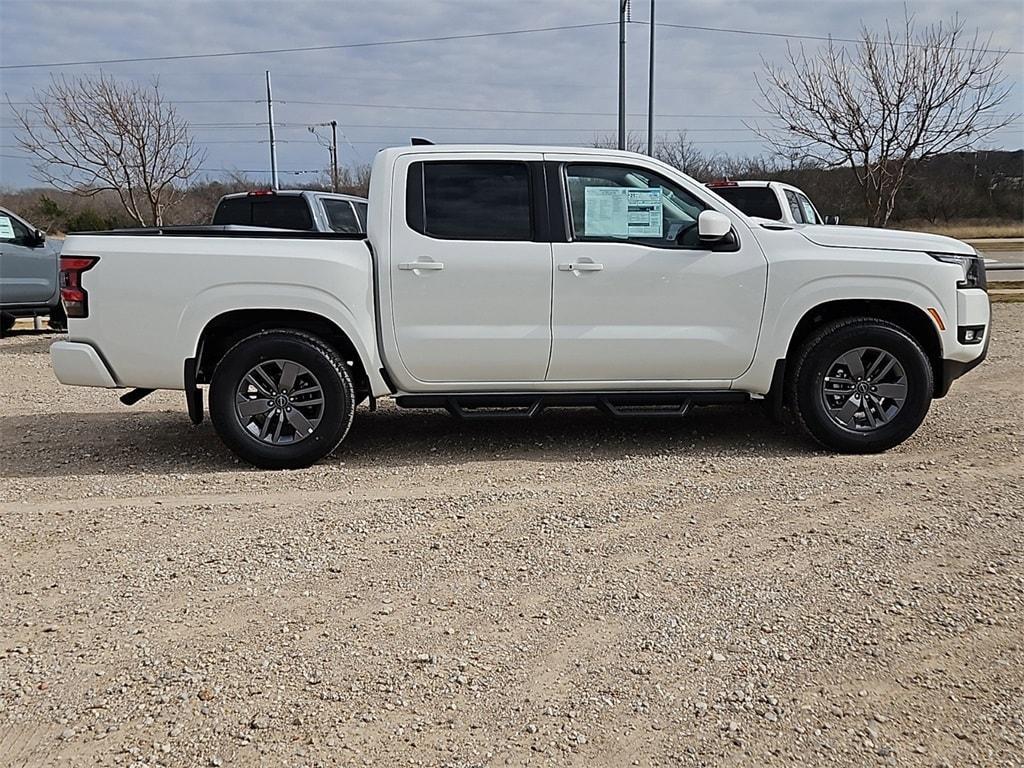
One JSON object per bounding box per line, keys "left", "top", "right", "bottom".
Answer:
{"left": 218, "top": 190, "right": 367, "bottom": 203}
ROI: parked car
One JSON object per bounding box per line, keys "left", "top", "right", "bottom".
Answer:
{"left": 51, "top": 145, "right": 988, "bottom": 468}
{"left": 212, "top": 190, "right": 368, "bottom": 233}
{"left": 0, "top": 206, "right": 64, "bottom": 334}
{"left": 705, "top": 180, "right": 838, "bottom": 225}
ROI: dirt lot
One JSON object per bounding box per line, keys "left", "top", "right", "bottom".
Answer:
{"left": 1, "top": 305, "right": 1022, "bottom": 768}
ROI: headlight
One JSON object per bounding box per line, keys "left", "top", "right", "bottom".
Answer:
{"left": 929, "top": 252, "right": 987, "bottom": 291}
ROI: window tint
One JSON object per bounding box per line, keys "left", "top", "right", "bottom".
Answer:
{"left": 710, "top": 186, "right": 783, "bottom": 220}
{"left": 408, "top": 161, "right": 532, "bottom": 240}
{"left": 212, "top": 197, "right": 250, "bottom": 225}
{"left": 565, "top": 164, "right": 707, "bottom": 248}
{"left": 784, "top": 190, "right": 804, "bottom": 223}
{"left": 796, "top": 193, "right": 819, "bottom": 224}
{"left": 322, "top": 199, "right": 361, "bottom": 233}
{"left": 251, "top": 197, "right": 314, "bottom": 230}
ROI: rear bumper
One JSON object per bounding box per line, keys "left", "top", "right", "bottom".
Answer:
{"left": 50, "top": 341, "right": 118, "bottom": 387}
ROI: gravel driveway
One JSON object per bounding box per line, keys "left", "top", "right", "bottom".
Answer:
{"left": 1, "top": 305, "right": 1022, "bottom": 768}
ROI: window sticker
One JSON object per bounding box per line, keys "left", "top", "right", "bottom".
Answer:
{"left": 583, "top": 187, "right": 663, "bottom": 238}
{"left": 0, "top": 216, "right": 14, "bottom": 239}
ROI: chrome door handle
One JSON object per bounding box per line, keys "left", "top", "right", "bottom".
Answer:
{"left": 558, "top": 262, "right": 604, "bottom": 272}
{"left": 398, "top": 261, "right": 445, "bottom": 271}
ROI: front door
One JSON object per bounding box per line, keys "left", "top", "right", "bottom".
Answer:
{"left": 546, "top": 160, "right": 768, "bottom": 383}
{"left": 388, "top": 156, "right": 552, "bottom": 384}
{"left": 0, "top": 211, "right": 53, "bottom": 305}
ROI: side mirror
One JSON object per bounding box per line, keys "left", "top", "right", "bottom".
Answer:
{"left": 698, "top": 210, "right": 732, "bottom": 241}
{"left": 34, "top": 229, "right": 47, "bottom": 246}
{"left": 824, "top": 215, "right": 840, "bottom": 225}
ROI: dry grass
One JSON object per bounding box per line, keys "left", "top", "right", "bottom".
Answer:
{"left": 896, "top": 218, "right": 1024, "bottom": 240}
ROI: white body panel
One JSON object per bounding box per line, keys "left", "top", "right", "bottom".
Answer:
{"left": 51, "top": 144, "right": 989, "bottom": 404}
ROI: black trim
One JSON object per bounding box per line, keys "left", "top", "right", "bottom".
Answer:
{"left": 543, "top": 161, "right": 570, "bottom": 243}
{"left": 529, "top": 161, "right": 550, "bottom": 243}
{"left": 184, "top": 357, "right": 204, "bottom": 424}
{"left": 72, "top": 226, "right": 366, "bottom": 240}
{"left": 395, "top": 390, "right": 747, "bottom": 419}
{"left": 119, "top": 388, "right": 154, "bottom": 406}
{"left": 766, "top": 358, "right": 787, "bottom": 422}
{"left": 378, "top": 367, "right": 397, "bottom": 394}
{"left": 937, "top": 332, "right": 990, "bottom": 398}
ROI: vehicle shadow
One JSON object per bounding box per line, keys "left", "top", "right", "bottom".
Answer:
{"left": 0, "top": 403, "right": 816, "bottom": 480}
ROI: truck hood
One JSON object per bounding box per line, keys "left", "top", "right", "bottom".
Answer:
{"left": 799, "top": 225, "right": 975, "bottom": 255}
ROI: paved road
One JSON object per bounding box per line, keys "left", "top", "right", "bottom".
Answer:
{"left": 977, "top": 247, "right": 1024, "bottom": 282}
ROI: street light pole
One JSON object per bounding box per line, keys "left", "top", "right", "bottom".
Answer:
{"left": 330, "top": 120, "right": 339, "bottom": 193}
{"left": 265, "top": 70, "right": 279, "bottom": 189}
{"left": 618, "top": 0, "right": 628, "bottom": 150}
{"left": 647, "top": 0, "right": 655, "bottom": 156}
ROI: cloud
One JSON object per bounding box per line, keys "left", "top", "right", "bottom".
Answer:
{"left": 1, "top": 0, "right": 1021, "bottom": 187}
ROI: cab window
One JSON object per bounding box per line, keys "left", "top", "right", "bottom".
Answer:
{"left": 796, "top": 193, "right": 820, "bottom": 224}
{"left": 564, "top": 164, "right": 706, "bottom": 248}
{"left": 784, "top": 190, "right": 804, "bottom": 223}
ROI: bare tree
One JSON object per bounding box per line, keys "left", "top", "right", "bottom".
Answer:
{"left": 753, "top": 11, "right": 1016, "bottom": 226}
{"left": 654, "top": 131, "right": 720, "bottom": 181}
{"left": 12, "top": 75, "right": 205, "bottom": 226}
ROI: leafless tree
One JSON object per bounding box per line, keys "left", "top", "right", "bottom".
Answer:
{"left": 753, "top": 11, "right": 1016, "bottom": 226}
{"left": 11, "top": 74, "right": 204, "bottom": 226}
{"left": 655, "top": 131, "right": 721, "bottom": 181}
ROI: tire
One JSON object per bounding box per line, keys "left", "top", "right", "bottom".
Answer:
{"left": 0, "top": 313, "right": 15, "bottom": 335}
{"left": 48, "top": 302, "right": 67, "bottom": 331}
{"left": 209, "top": 329, "right": 355, "bottom": 469}
{"left": 788, "top": 318, "right": 933, "bottom": 453}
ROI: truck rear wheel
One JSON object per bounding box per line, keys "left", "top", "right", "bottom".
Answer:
{"left": 209, "top": 330, "right": 354, "bottom": 469}
{"left": 788, "top": 318, "right": 933, "bottom": 453}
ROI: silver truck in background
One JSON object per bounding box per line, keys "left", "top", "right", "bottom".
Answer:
{"left": 212, "top": 190, "right": 368, "bottom": 233}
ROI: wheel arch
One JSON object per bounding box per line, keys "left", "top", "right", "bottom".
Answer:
{"left": 196, "top": 309, "right": 373, "bottom": 396}
{"left": 771, "top": 299, "right": 945, "bottom": 402}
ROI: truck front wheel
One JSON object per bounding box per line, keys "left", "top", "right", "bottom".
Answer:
{"left": 788, "top": 318, "right": 934, "bottom": 453}
{"left": 209, "top": 330, "right": 355, "bottom": 469}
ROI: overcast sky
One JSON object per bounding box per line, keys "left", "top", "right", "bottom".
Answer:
{"left": 1, "top": 0, "right": 1022, "bottom": 188}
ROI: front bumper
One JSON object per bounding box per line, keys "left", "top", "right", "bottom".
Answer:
{"left": 50, "top": 341, "right": 118, "bottom": 387}
{"left": 935, "top": 288, "right": 991, "bottom": 398}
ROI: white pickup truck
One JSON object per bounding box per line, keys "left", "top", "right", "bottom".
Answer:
{"left": 51, "top": 145, "right": 990, "bottom": 468}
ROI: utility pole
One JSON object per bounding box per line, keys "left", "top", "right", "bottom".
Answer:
{"left": 647, "top": 0, "right": 655, "bottom": 156}
{"left": 265, "top": 70, "right": 279, "bottom": 190}
{"left": 330, "top": 120, "right": 339, "bottom": 193}
{"left": 618, "top": 0, "right": 629, "bottom": 150}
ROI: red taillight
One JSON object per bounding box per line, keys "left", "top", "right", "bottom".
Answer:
{"left": 248, "top": 189, "right": 275, "bottom": 196}
{"left": 706, "top": 180, "right": 738, "bottom": 188}
{"left": 59, "top": 256, "right": 99, "bottom": 318}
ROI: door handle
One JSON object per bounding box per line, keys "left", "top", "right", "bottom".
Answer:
{"left": 558, "top": 262, "right": 604, "bottom": 272}
{"left": 398, "top": 261, "right": 445, "bottom": 271}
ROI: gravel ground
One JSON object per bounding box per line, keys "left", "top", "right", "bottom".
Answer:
{"left": 1, "top": 305, "right": 1022, "bottom": 768}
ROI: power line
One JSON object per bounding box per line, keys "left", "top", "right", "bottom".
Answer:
{"left": 646, "top": 20, "right": 1024, "bottom": 55}
{"left": 0, "top": 22, "right": 617, "bottom": 70}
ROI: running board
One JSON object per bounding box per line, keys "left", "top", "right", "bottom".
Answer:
{"left": 394, "top": 391, "right": 747, "bottom": 420}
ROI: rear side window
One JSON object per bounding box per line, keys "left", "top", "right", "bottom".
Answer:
{"left": 407, "top": 161, "right": 532, "bottom": 240}
{"left": 212, "top": 197, "right": 249, "bottom": 225}
{"left": 353, "top": 202, "right": 368, "bottom": 228}
{"left": 322, "top": 200, "right": 361, "bottom": 233}
{"left": 711, "top": 187, "right": 782, "bottom": 220}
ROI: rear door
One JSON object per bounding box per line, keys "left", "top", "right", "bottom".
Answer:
{"left": 0, "top": 211, "right": 54, "bottom": 305}
{"left": 386, "top": 153, "right": 552, "bottom": 383}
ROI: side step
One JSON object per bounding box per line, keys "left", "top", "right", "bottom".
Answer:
{"left": 394, "top": 391, "right": 747, "bottom": 420}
